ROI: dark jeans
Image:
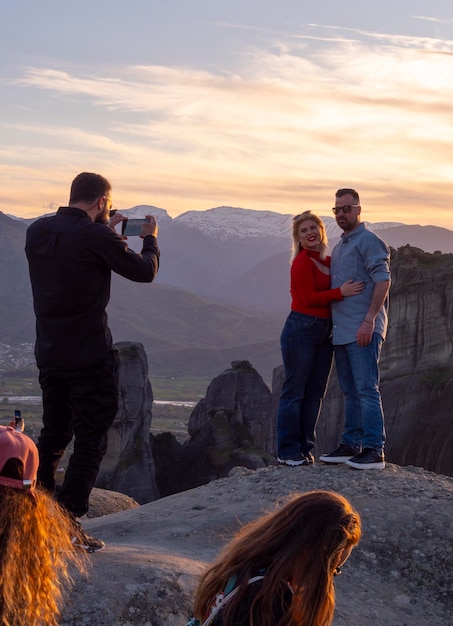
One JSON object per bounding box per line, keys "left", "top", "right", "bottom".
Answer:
{"left": 277, "top": 312, "right": 333, "bottom": 458}
{"left": 37, "top": 350, "right": 119, "bottom": 517}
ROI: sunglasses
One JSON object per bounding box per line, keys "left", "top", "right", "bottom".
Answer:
{"left": 332, "top": 205, "right": 360, "bottom": 215}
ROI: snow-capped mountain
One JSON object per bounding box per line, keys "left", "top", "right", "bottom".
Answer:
{"left": 175, "top": 206, "right": 293, "bottom": 240}
{"left": 119, "top": 204, "right": 402, "bottom": 242}
{"left": 7, "top": 203, "right": 402, "bottom": 243}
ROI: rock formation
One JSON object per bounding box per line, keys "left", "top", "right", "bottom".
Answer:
{"left": 153, "top": 361, "right": 275, "bottom": 497}
{"left": 188, "top": 359, "right": 273, "bottom": 452}
{"left": 95, "top": 342, "right": 160, "bottom": 503}
{"left": 86, "top": 487, "right": 139, "bottom": 518}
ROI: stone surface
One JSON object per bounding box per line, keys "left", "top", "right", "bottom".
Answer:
{"left": 86, "top": 487, "right": 139, "bottom": 519}
{"left": 61, "top": 463, "right": 453, "bottom": 626}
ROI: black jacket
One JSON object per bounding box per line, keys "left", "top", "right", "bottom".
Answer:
{"left": 25, "top": 207, "right": 160, "bottom": 370}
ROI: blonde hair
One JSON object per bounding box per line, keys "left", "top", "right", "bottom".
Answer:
{"left": 0, "top": 486, "right": 87, "bottom": 626}
{"left": 291, "top": 211, "right": 328, "bottom": 261}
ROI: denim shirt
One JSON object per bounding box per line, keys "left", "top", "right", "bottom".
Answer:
{"left": 330, "top": 223, "right": 391, "bottom": 345}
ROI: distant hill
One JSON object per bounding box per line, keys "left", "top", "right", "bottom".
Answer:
{"left": 224, "top": 223, "right": 453, "bottom": 312}
{"left": 3, "top": 205, "right": 453, "bottom": 380}
{"left": 0, "top": 211, "right": 284, "bottom": 381}
{"left": 108, "top": 276, "right": 284, "bottom": 381}
{"left": 369, "top": 223, "right": 453, "bottom": 254}
{"left": 0, "top": 213, "right": 35, "bottom": 343}
{"left": 92, "top": 206, "right": 453, "bottom": 311}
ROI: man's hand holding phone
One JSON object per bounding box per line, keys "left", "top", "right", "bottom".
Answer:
{"left": 141, "top": 215, "right": 158, "bottom": 238}
{"left": 108, "top": 210, "right": 127, "bottom": 233}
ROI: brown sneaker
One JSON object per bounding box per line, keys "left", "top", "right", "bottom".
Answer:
{"left": 71, "top": 519, "right": 105, "bottom": 552}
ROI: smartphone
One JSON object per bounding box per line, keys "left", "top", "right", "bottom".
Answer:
{"left": 121, "top": 218, "right": 150, "bottom": 236}
{"left": 14, "top": 409, "right": 24, "bottom": 431}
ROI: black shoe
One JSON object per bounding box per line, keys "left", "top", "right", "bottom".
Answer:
{"left": 277, "top": 453, "right": 309, "bottom": 467}
{"left": 346, "top": 448, "right": 385, "bottom": 470}
{"left": 319, "top": 444, "right": 361, "bottom": 464}
{"left": 71, "top": 519, "right": 105, "bottom": 552}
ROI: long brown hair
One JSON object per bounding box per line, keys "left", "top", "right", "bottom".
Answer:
{"left": 0, "top": 485, "right": 87, "bottom": 626}
{"left": 291, "top": 212, "right": 328, "bottom": 261}
{"left": 192, "top": 491, "right": 361, "bottom": 626}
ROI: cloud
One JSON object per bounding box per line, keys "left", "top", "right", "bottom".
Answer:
{"left": 415, "top": 16, "right": 453, "bottom": 25}
{"left": 4, "top": 25, "right": 453, "bottom": 228}
{"left": 299, "top": 22, "right": 453, "bottom": 51}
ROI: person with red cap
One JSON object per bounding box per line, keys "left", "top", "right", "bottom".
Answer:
{"left": 0, "top": 425, "right": 86, "bottom": 626}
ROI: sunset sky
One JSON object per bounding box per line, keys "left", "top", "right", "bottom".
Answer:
{"left": 1, "top": 1, "right": 453, "bottom": 227}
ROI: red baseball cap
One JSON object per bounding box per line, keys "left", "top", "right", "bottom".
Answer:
{"left": 0, "top": 425, "right": 39, "bottom": 491}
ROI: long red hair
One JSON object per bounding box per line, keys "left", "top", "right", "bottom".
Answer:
{"left": 192, "top": 491, "right": 361, "bottom": 626}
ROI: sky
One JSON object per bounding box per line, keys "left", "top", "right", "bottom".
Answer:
{"left": 1, "top": 0, "right": 453, "bottom": 227}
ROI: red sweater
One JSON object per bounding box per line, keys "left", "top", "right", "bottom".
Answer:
{"left": 290, "top": 249, "right": 343, "bottom": 319}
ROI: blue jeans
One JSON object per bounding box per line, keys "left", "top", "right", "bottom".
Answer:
{"left": 334, "top": 333, "right": 386, "bottom": 452}
{"left": 277, "top": 312, "right": 333, "bottom": 458}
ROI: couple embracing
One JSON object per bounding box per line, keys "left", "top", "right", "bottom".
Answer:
{"left": 277, "top": 188, "right": 391, "bottom": 470}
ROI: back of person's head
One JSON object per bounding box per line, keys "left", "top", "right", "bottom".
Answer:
{"left": 292, "top": 211, "right": 328, "bottom": 260}
{"left": 335, "top": 188, "right": 360, "bottom": 204}
{"left": 193, "top": 491, "right": 361, "bottom": 626}
{"left": 279, "top": 491, "right": 361, "bottom": 625}
{"left": 0, "top": 426, "right": 87, "bottom": 626}
{"left": 69, "top": 172, "right": 111, "bottom": 205}
{"left": 236, "top": 490, "right": 361, "bottom": 587}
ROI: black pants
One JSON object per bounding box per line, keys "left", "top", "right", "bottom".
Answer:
{"left": 37, "top": 351, "right": 119, "bottom": 517}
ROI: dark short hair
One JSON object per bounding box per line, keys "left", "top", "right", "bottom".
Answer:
{"left": 336, "top": 188, "right": 360, "bottom": 204}
{"left": 69, "top": 172, "right": 111, "bottom": 204}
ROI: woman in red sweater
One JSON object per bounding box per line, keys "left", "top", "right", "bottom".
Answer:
{"left": 277, "top": 211, "right": 363, "bottom": 466}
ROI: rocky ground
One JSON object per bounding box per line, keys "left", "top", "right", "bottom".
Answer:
{"left": 60, "top": 463, "right": 453, "bottom": 626}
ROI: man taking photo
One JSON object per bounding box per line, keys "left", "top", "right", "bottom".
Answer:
{"left": 26, "top": 172, "right": 160, "bottom": 550}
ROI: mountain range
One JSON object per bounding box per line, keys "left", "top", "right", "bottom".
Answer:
{"left": 3, "top": 205, "right": 453, "bottom": 383}
{"left": 59, "top": 205, "right": 453, "bottom": 313}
